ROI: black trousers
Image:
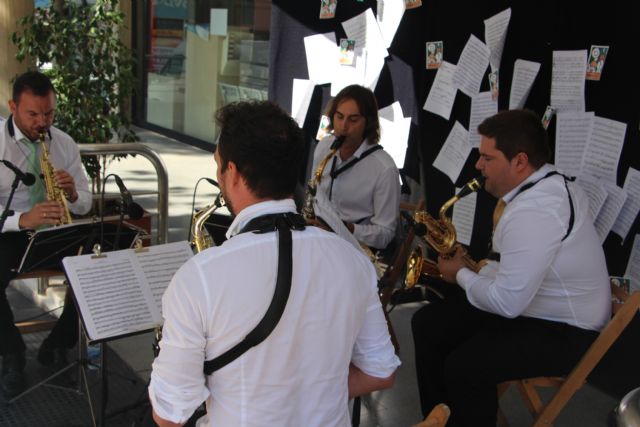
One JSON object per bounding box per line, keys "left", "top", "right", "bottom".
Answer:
{"left": 411, "top": 286, "right": 598, "bottom": 427}
{"left": 0, "top": 232, "right": 78, "bottom": 356}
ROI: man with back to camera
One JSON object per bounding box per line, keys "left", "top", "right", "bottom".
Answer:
{"left": 411, "top": 109, "right": 611, "bottom": 426}
{"left": 148, "top": 101, "right": 400, "bottom": 427}
{"left": 0, "top": 71, "right": 91, "bottom": 397}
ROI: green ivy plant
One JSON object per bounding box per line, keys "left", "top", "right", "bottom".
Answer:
{"left": 11, "top": 0, "right": 138, "bottom": 181}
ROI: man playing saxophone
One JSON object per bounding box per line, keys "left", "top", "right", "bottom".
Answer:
{"left": 411, "top": 110, "right": 610, "bottom": 426}
{"left": 310, "top": 85, "right": 400, "bottom": 252}
{"left": 0, "top": 71, "right": 91, "bottom": 397}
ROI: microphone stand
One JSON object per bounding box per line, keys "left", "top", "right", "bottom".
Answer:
{"left": 0, "top": 173, "right": 21, "bottom": 232}
{"left": 113, "top": 196, "right": 125, "bottom": 251}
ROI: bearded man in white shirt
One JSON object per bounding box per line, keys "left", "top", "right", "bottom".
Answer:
{"left": 411, "top": 109, "right": 610, "bottom": 427}
{"left": 0, "top": 71, "right": 91, "bottom": 397}
{"left": 149, "top": 101, "right": 400, "bottom": 427}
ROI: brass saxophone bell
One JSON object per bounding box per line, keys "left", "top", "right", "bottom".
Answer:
{"left": 405, "top": 247, "right": 423, "bottom": 288}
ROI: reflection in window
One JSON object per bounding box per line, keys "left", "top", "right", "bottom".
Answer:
{"left": 145, "top": 0, "right": 271, "bottom": 145}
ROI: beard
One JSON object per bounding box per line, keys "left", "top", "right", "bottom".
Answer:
{"left": 219, "top": 188, "right": 234, "bottom": 216}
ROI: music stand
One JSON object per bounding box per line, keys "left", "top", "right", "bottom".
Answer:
{"left": 10, "top": 221, "right": 143, "bottom": 427}
{"left": 18, "top": 221, "right": 144, "bottom": 274}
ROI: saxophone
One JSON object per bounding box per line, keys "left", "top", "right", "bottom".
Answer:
{"left": 39, "top": 131, "right": 72, "bottom": 224}
{"left": 406, "top": 176, "right": 486, "bottom": 284}
{"left": 154, "top": 188, "right": 226, "bottom": 357}
{"left": 191, "top": 192, "right": 226, "bottom": 253}
{"left": 301, "top": 135, "right": 345, "bottom": 220}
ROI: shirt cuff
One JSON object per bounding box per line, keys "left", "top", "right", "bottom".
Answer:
{"left": 2, "top": 211, "right": 22, "bottom": 232}
{"left": 456, "top": 268, "right": 476, "bottom": 290}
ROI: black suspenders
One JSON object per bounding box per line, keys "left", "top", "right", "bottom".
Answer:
{"left": 202, "top": 212, "right": 305, "bottom": 375}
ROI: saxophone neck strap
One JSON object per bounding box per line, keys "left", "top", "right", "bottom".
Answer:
{"left": 203, "top": 212, "right": 304, "bottom": 375}
{"left": 513, "top": 171, "right": 575, "bottom": 242}
{"left": 490, "top": 170, "right": 577, "bottom": 260}
{"left": 7, "top": 115, "right": 52, "bottom": 142}
{"left": 328, "top": 144, "right": 382, "bottom": 200}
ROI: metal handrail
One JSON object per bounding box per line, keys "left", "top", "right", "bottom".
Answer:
{"left": 78, "top": 143, "right": 168, "bottom": 244}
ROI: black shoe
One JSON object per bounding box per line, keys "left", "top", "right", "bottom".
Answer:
{"left": 37, "top": 341, "right": 68, "bottom": 367}
{"left": 1, "top": 352, "right": 26, "bottom": 398}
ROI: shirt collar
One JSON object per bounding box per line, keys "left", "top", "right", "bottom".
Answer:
{"left": 352, "top": 138, "right": 373, "bottom": 158}
{"left": 226, "top": 198, "right": 297, "bottom": 239}
{"left": 502, "top": 163, "right": 554, "bottom": 204}
{"left": 12, "top": 118, "right": 30, "bottom": 143}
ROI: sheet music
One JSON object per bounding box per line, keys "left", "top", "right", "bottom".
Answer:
{"left": 452, "top": 189, "right": 477, "bottom": 246}
{"left": 376, "top": 0, "right": 405, "bottom": 48}
{"left": 331, "top": 47, "right": 368, "bottom": 96}
{"left": 423, "top": 61, "right": 457, "bottom": 120}
{"left": 612, "top": 168, "right": 640, "bottom": 242}
{"left": 63, "top": 251, "right": 159, "bottom": 342}
{"left": 62, "top": 242, "right": 193, "bottom": 342}
{"left": 304, "top": 32, "right": 339, "bottom": 85}
{"left": 625, "top": 234, "right": 640, "bottom": 292}
{"left": 509, "top": 59, "right": 541, "bottom": 110}
{"left": 580, "top": 116, "right": 626, "bottom": 183}
{"left": 594, "top": 182, "right": 627, "bottom": 243}
{"left": 291, "top": 79, "right": 316, "bottom": 127}
{"left": 433, "top": 121, "right": 471, "bottom": 184}
{"left": 575, "top": 175, "right": 608, "bottom": 221}
{"left": 469, "top": 92, "right": 498, "bottom": 148}
{"left": 483, "top": 8, "right": 511, "bottom": 72}
{"left": 452, "top": 35, "right": 491, "bottom": 98}
{"left": 135, "top": 241, "right": 194, "bottom": 315}
{"left": 554, "top": 112, "right": 594, "bottom": 177}
{"left": 550, "top": 50, "right": 587, "bottom": 112}
{"left": 342, "top": 8, "right": 388, "bottom": 58}
{"left": 312, "top": 190, "right": 366, "bottom": 256}
{"left": 380, "top": 116, "right": 411, "bottom": 168}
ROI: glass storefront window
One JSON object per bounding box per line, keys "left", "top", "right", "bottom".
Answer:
{"left": 144, "top": 0, "right": 271, "bottom": 145}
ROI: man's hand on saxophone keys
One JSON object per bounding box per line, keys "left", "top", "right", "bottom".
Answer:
{"left": 437, "top": 244, "right": 467, "bottom": 284}
{"left": 18, "top": 201, "right": 65, "bottom": 229}
{"left": 53, "top": 169, "right": 78, "bottom": 202}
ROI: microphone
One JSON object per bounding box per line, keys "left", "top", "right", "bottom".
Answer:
{"left": 113, "top": 175, "right": 144, "bottom": 220}
{"left": 401, "top": 210, "right": 427, "bottom": 237}
{"left": 1, "top": 160, "right": 35, "bottom": 186}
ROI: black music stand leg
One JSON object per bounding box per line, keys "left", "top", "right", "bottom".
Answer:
{"left": 352, "top": 396, "right": 361, "bottom": 426}
{"left": 99, "top": 341, "right": 109, "bottom": 427}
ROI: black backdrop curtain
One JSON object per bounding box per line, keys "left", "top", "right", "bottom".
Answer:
{"left": 269, "top": 0, "right": 640, "bottom": 397}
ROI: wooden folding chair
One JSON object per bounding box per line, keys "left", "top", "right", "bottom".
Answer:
{"left": 498, "top": 281, "right": 640, "bottom": 426}
{"left": 412, "top": 403, "right": 451, "bottom": 427}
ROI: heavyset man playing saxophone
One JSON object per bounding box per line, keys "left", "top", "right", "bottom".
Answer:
{"left": 411, "top": 110, "right": 610, "bottom": 427}
{"left": 0, "top": 71, "right": 91, "bottom": 397}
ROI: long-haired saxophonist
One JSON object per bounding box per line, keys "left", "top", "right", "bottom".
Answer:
{"left": 0, "top": 71, "right": 91, "bottom": 397}
{"left": 310, "top": 84, "right": 400, "bottom": 252}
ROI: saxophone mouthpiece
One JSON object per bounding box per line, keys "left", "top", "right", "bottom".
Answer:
{"left": 330, "top": 134, "right": 346, "bottom": 150}
{"left": 455, "top": 176, "right": 485, "bottom": 199}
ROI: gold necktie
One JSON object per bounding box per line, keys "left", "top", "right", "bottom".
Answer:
{"left": 492, "top": 198, "right": 506, "bottom": 231}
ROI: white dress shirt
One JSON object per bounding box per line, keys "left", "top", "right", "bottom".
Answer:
{"left": 149, "top": 199, "right": 400, "bottom": 427}
{"left": 457, "top": 164, "right": 611, "bottom": 331}
{"left": 0, "top": 118, "right": 91, "bottom": 231}
{"left": 313, "top": 135, "right": 400, "bottom": 249}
